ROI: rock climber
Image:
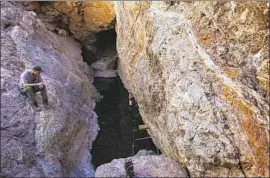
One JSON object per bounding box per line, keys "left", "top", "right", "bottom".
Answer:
{"left": 19, "top": 66, "right": 49, "bottom": 109}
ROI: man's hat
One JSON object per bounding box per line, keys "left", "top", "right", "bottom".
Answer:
{"left": 32, "top": 66, "right": 42, "bottom": 72}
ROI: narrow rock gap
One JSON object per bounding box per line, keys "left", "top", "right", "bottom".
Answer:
{"left": 81, "top": 29, "right": 159, "bottom": 169}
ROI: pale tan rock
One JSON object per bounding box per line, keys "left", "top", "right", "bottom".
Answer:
{"left": 95, "top": 70, "right": 118, "bottom": 78}
{"left": 114, "top": 1, "right": 269, "bottom": 177}
{"left": 57, "top": 28, "right": 70, "bottom": 37}
{"left": 257, "top": 60, "right": 269, "bottom": 94}
{"left": 43, "top": 22, "right": 56, "bottom": 31}
{"left": 91, "top": 57, "right": 116, "bottom": 71}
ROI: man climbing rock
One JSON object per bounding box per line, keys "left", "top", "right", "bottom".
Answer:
{"left": 19, "top": 66, "right": 50, "bottom": 109}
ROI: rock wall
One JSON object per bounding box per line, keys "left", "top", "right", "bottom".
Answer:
{"left": 1, "top": 2, "right": 100, "bottom": 177}
{"left": 114, "top": 1, "right": 269, "bottom": 177}
{"left": 28, "top": 1, "right": 115, "bottom": 41}
{"left": 27, "top": 1, "right": 115, "bottom": 64}
{"left": 95, "top": 150, "right": 188, "bottom": 177}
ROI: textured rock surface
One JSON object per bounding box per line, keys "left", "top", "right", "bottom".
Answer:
{"left": 94, "top": 70, "right": 118, "bottom": 78}
{"left": 91, "top": 57, "right": 117, "bottom": 71}
{"left": 29, "top": 1, "right": 115, "bottom": 41}
{"left": 115, "top": 1, "right": 269, "bottom": 177}
{"left": 95, "top": 150, "right": 188, "bottom": 177}
{"left": 91, "top": 50, "right": 118, "bottom": 78}
{"left": 1, "top": 2, "right": 100, "bottom": 177}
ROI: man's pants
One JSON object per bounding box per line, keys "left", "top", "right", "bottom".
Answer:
{"left": 22, "top": 86, "right": 48, "bottom": 104}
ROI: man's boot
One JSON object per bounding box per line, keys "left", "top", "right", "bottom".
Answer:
{"left": 32, "top": 101, "right": 41, "bottom": 111}
{"left": 43, "top": 99, "right": 50, "bottom": 109}
{"left": 33, "top": 101, "right": 38, "bottom": 107}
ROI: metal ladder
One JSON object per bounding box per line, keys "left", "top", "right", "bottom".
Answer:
{"left": 132, "top": 125, "right": 160, "bottom": 156}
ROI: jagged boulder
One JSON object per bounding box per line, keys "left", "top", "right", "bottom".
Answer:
{"left": 1, "top": 2, "right": 100, "bottom": 177}
{"left": 95, "top": 150, "right": 188, "bottom": 177}
{"left": 91, "top": 56, "right": 118, "bottom": 78}
{"left": 114, "top": 1, "right": 269, "bottom": 177}
{"left": 95, "top": 70, "right": 118, "bottom": 78}
{"left": 28, "top": 1, "right": 115, "bottom": 41}
{"left": 91, "top": 57, "right": 117, "bottom": 71}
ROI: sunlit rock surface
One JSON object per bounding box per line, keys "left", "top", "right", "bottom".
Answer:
{"left": 1, "top": 2, "right": 100, "bottom": 177}
{"left": 114, "top": 1, "right": 269, "bottom": 177}
{"left": 29, "top": 1, "right": 115, "bottom": 41}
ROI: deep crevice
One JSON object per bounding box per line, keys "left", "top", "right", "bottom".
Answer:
{"left": 82, "top": 29, "right": 117, "bottom": 66}
{"left": 92, "top": 77, "right": 158, "bottom": 168}
{"left": 81, "top": 29, "right": 159, "bottom": 169}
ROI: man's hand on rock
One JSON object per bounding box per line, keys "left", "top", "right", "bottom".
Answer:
{"left": 38, "top": 82, "right": 44, "bottom": 89}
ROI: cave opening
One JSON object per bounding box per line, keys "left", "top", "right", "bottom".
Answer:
{"left": 81, "top": 29, "right": 159, "bottom": 169}
{"left": 82, "top": 29, "right": 117, "bottom": 66}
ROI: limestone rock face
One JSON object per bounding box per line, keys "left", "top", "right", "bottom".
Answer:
{"left": 94, "top": 70, "right": 118, "bottom": 78}
{"left": 114, "top": 1, "right": 269, "bottom": 177}
{"left": 1, "top": 2, "right": 100, "bottom": 177}
{"left": 91, "top": 57, "right": 117, "bottom": 71}
{"left": 91, "top": 52, "right": 118, "bottom": 78}
{"left": 95, "top": 150, "right": 188, "bottom": 177}
{"left": 29, "top": 1, "right": 115, "bottom": 41}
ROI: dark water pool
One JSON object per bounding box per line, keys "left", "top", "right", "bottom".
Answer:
{"left": 91, "top": 77, "right": 157, "bottom": 168}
